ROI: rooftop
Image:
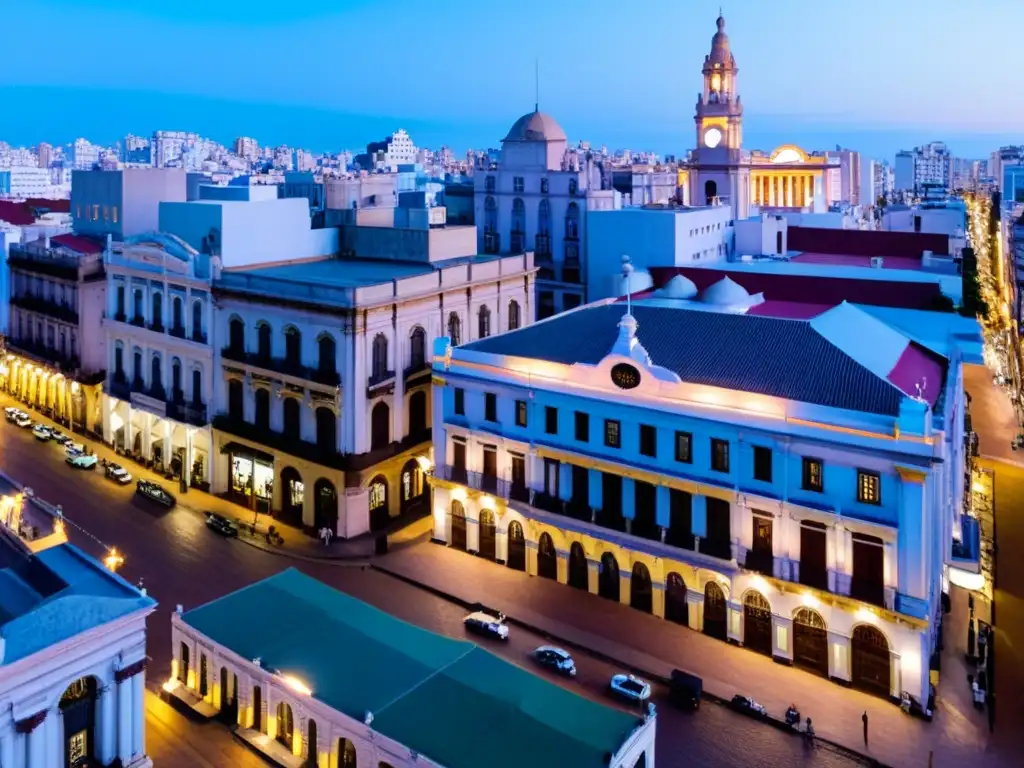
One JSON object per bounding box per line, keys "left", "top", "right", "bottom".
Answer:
{"left": 182, "top": 569, "right": 640, "bottom": 768}
{"left": 0, "top": 539, "right": 154, "bottom": 665}
{"left": 463, "top": 302, "right": 947, "bottom": 415}
{"left": 223, "top": 257, "right": 435, "bottom": 290}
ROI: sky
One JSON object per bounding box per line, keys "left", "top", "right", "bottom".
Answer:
{"left": 2, "top": 0, "right": 1022, "bottom": 162}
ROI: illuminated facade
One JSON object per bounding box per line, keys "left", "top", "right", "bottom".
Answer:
{"left": 429, "top": 295, "right": 969, "bottom": 711}
{"left": 688, "top": 15, "right": 834, "bottom": 219}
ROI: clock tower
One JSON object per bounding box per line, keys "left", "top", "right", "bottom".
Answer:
{"left": 691, "top": 14, "right": 749, "bottom": 217}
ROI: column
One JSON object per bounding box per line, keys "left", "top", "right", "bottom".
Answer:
{"left": 621, "top": 478, "right": 635, "bottom": 535}
{"left": 431, "top": 388, "right": 446, "bottom": 467}
{"left": 118, "top": 675, "right": 132, "bottom": 763}
{"left": 768, "top": 177, "right": 775, "bottom": 206}
{"left": 132, "top": 671, "right": 146, "bottom": 759}
{"left": 652, "top": 580, "right": 665, "bottom": 619}
{"left": 896, "top": 469, "right": 927, "bottom": 600}
{"left": 100, "top": 684, "right": 116, "bottom": 764}
{"left": 142, "top": 414, "right": 152, "bottom": 460}
{"left": 586, "top": 558, "right": 599, "bottom": 594}
{"left": 687, "top": 590, "right": 704, "bottom": 631}
{"left": 804, "top": 175, "right": 812, "bottom": 207}
{"left": 27, "top": 722, "right": 45, "bottom": 768}
{"left": 618, "top": 567, "right": 631, "bottom": 606}
{"left": 528, "top": 451, "right": 544, "bottom": 493}
{"left": 183, "top": 428, "right": 194, "bottom": 487}
{"left": 556, "top": 550, "right": 568, "bottom": 583}
{"left": 0, "top": 729, "right": 13, "bottom": 768}
{"left": 771, "top": 614, "right": 793, "bottom": 661}
{"left": 43, "top": 709, "right": 58, "bottom": 768}
{"left": 102, "top": 394, "right": 112, "bottom": 443}
{"left": 162, "top": 420, "right": 172, "bottom": 471}
{"left": 790, "top": 175, "right": 797, "bottom": 207}
{"left": 391, "top": 370, "right": 406, "bottom": 445}
{"left": 588, "top": 469, "right": 603, "bottom": 518}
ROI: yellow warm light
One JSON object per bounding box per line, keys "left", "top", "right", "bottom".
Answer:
{"left": 949, "top": 567, "right": 985, "bottom": 592}
{"left": 480, "top": 495, "right": 495, "bottom": 510}
{"left": 801, "top": 592, "right": 820, "bottom": 608}
{"left": 414, "top": 455, "right": 433, "bottom": 472}
{"left": 749, "top": 575, "right": 770, "bottom": 593}
{"left": 104, "top": 548, "right": 125, "bottom": 572}
{"left": 972, "top": 482, "right": 986, "bottom": 494}
{"left": 282, "top": 675, "right": 312, "bottom": 695}
{"left": 162, "top": 678, "right": 178, "bottom": 693}
{"left": 855, "top": 607, "right": 877, "bottom": 623}
{"left": 71, "top": 381, "right": 80, "bottom": 394}
{"left": 54, "top": 519, "right": 65, "bottom": 537}
{"left": 450, "top": 486, "right": 467, "bottom": 502}
{"left": 710, "top": 72, "right": 721, "bottom": 91}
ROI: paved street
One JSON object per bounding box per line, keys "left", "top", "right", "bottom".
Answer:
{"left": 0, "top": 397, "right": 863, "bottom": 768}
{"left": 963, "top": 364, "right": 1024, "bottom": 760}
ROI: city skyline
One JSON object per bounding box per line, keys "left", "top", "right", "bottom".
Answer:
{"left": 4, "top": 0, "right": 1022, "bottom": 160}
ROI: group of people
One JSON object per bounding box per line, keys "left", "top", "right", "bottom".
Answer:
{"left": 784, "top": 705, "right": 814, "bottom": 740}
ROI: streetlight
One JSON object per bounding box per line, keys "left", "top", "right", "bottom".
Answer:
{"left": 104, "top": 548, "right": 124, "bottom": 572}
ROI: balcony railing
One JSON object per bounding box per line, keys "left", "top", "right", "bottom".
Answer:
{"left": 562, "top": 258, "right": 582, "bottom": 284}
{"left": 166, "top": 401, "right": 208, "bottom": 427}
{"left": 5, "top": 339, "right": 81, "bottom": 374}
{"left": 698, "top": 537, "right": 733, "bottom": 561}
{"left": 169, "top": 325, "right": 186, "bottom": 339}
{"left": 510, "top": 231, "right": 526, "bottom": 253}
{"left": 107, "top": 379, "right": 131, "bottom": 400}
{"left": 849, "top": 577, "right": 886, "bottom": 608}
{"left": 7, "top": 245, "right": 80, "bottom": 280}
{"left": 534, "top": 249, "right": 555, "bottom": 281}
{"left": 744, "top": 548, "right": 775, "bottom": 577}
{"left": 483, "top": 231, "right": 500, "bottom": 254}
{"left": 221, "top": 346, "right": 341, "bottom": 387}
{"left": 129, "top": 315, "right": 146, "bottom": 328}
{"left": 798, "top": 565, "right": 828, "bottom": 591}
{"left": 9, "top": 295, "right": 79, "bottom": 323}
{"left": 404, "top": 360, "right": 431, "bottom": 384}
{"left": 367, "top": 369, "right": 396, "bottom": 394}
{"left": 191, "top": 331, "right": 207, "bottom": 344}
{"left": 149, "top": 321, "right": 165, "bottom": 333}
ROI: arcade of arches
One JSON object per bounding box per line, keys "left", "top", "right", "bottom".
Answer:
{"left": 0, "top": 357, "right": 100, "bottom": 432}
{"left": 429, "top": 483, "right": 923, "bottom": 703}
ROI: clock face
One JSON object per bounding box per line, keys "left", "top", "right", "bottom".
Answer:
{"left": 703, "top": 127, "right": 723, "bottom": 149}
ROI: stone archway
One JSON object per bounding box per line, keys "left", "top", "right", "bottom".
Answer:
{"left": 630, "top": 562, "right": 653, "bottom": 613}
{"left": 313, "top": 479, "right": 338, "bottom": 533}
{"left": 478, "top": 508, "right": 496, "bottom": 561}
{"left": 851, "top": 624, "right": 892, "bottom": 699}
{"left": 598, "top": 552, "right": 620, "bottom": 601}
{"left": 450, "top": 500, "right": 467, "bottom": 551}
{"left": 665, "top": 572, "right": 688, "bottom": 626}
{"left": 742, "top": 591, "right": 773, "bottom": 656}
{"left": 506, "top": 520, "right": 525, "bottom": 571}
{"left": 703, "top": 581, "right": 727, "bottom": 641}
{"left": 537, "top": 532, "right": 558, "bottom": 580}
{"left": 568, "top": 542, "right": 588, "bottom": 590}
{"left": 60, "top": 676, "right": 98, "bottom": 767}
{"left": 793, "top": 608, "right": 829, "bottom": 677}
{"left": 276, "top": 701, "right": 294, "bottom": 748}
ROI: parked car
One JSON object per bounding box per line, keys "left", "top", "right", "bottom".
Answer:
{"left": 65, "top": 441, "right": 85, "bottom": 454}
{"left": 14, "top": 413, "right": 32, "bottom": 428}
{"left": 5, "top": 406, "right": 23, "bottom": 423}
{"left": 66, "top": 450, "right": 98, "bottom": 469}
{"left": 463, "top": 610, "right": 510, "bottom": 641}
{"left": 104, "top": 463, "right": 133, "bottom": 485}
{"left": 669, "top": 669, "right": 703, "bottom": 711}
{"left": 32, "top": 424, "right": 52, "bottom": 441}
{"left": 730, "top": 695, "right": 767, "bottom": 719}
{"left": 50, "top": 430, "right": 72, "bottom": 447}
{"left": 532, "top": 646, "right": 577, "bottom": 677}
{"left": 609, "top": 674, "right": 652, "bottom": 703}
{"left": 136, "top": 479, "right": 176, "bottom": 508}
{"left": 205, "top": 512, "right": 239, "bottom": 537}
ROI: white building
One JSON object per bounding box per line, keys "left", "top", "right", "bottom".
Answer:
{"left": 474, "top": 109, "right": 619, "bottom": 318}
{"left": 233, "top": 137, "right": 260, "bottom": 163}
{"left": 100, "top": 233, "right": 218, "bottom": 489}
{"left": 894, "top": 144, "right": 953, "bottom": 195}
{"left": 70, "top": 139, "right": 101, "bottom": 171}
{"left": 1, "top": 167, "right": 63, "bottom": 199}
{"left": 168, "top": 569, "right": 655, "bottom": 768}
{"left": 428, "top": 289, "right": 975, "bottom": 712}
{"left": 825, "top": 148, "right": 862, "bottom": 206}
{"left": 0, "top": 490, "right": 156, "bottom": 768}
{"left": 209, "top": 224, "right": 536, "bottom": 537}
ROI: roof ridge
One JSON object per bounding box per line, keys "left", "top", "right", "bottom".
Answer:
{"left": 373, "top": 644, "right": 478, "bottom": 720}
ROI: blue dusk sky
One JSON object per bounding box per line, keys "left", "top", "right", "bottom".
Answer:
{"left": 3, "top": 0, "right": 1022, "bottom": 161}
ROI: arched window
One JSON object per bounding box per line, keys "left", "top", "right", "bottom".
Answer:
{"left": 565, "top": 202, "right": 580, "bottom": 239}
{"left": 369, "top": 475, "right": 387, "bottom": 511}
{"left": 283, "top": 397, "right": 301, "bottom": 440}
{"left": 317, "top": 334, "right": 336, "bottom": 374}
{"left": 191, "top": 299, "right": 202, "bottom": 342}
{"left": 284, "top": 326, "right": 301, "bottom": 368}
{"left": 316, "top": 407, "right": 336, "bottom": 452}
{"left": 256, "top": 322, "right": 271, "bottom": 360}
{"left": 228, "top": 316, "right": 245, "bottom": 353}
{"left": 408, "top": 390, "right": 427, "bottom": 434}
{"left": 132, "top": 289, "right": 143, "bottom": 321}
{"left": 151, "top": 292, "right": 162, "bottom": 329}
{"left": 508, "top": 300, "right": 521, "bottom": 331}
{"left": 172, "top": 295, "right": 183, "bottom": 331}
{"left": 510, "top": 198, "right": 525, "bottom": 251}
{"left": 477, "top": 305, "right": 491, "bottom": 339}
{"left": 191, "top": 368, "right": 202, "bottom": 405}
{"left": 254, "top": 388, "right": 270, "bottom": 430}
{"left": 171, "top": 357, "right": 182, "bottom": 401}
{"left": 372, "top": 334, "right": 389, "bottom": 380}
{"left": 275, "top": 702, "right": 293, "bottom": 748}
{"left": 447, "top": 312, "right": 461, "bottom": 346}
{"left": 568, "top": 178, "right": 578, "bottom": 195}
{"left": 150, "top": 354, "right": 163, "bottom": 395}
{"left": 115, "top": 285, "right": 125, "bottom": 318}
{"left": 705, "top": 179, "right": 718, "bottom": 204}
{"left": 337, "top": 738, "right": 357, "bottom": 768}
{"left": 484, "top": 195, "right": 498, "bottom": 233}
{"left": 537, "top": 199, "right": 551, "bottom": 235}
{"left": 371, "top": 401, "right": 390, "bottom": 450}
{"left": 409, "top": 326, "right": 426, "bottom": 369}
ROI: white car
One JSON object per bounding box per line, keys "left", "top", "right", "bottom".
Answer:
{"left": 463, "top": 610, "right": 510, "bottom": 640}
{"left": 66, "top": 450, "right": 98, "bottom": 469}
{"left": 14, "top": 413, "right": 32, "bottom": 428}
{"left": 105, "top": 463, "right": 133, "bottom": 484}
{"left": 50, "top": 429, "right": 71, "bottom": 446}
{"left": 65, "top": 442, "right": 85, "bottom": 454}
{"left": 609, "top": 674, "right": 652, "bottom": 703}
{"left": 32, "top": 424, "right": 52, "bottom": 441}
{"left": 4, "top": 406, "right": 21, "bottom": 422}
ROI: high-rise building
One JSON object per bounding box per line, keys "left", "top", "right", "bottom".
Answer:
{"left": 894, "top": 143, "right": 953, "bottom": 195}
{"left": 152, "top": 131, "right": 201, "bottom": 168}
{"left": 121, "top": 134, "right": 152, "bottom": 165}
{"left": 36, "top": 142, "right": 52, "bottom": 169}
{"left": 71, "top": 138, "right": 101, "bottom": 171}
{"left": 234, "top": 136, "right": 259, "bottom": 162}
{"left": 826, "top": 147, "right": 861, "bottom": 205}
{"left": 867, "top": 159, "right": 893, "bottom": 204}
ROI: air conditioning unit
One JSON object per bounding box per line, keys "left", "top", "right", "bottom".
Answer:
{"left": 871, "top": 256, "right": 884, "bottom": 268}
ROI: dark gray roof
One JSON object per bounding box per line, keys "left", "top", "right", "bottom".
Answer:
{"left": 463, "top": 304, "right": 905, "bottom": 416}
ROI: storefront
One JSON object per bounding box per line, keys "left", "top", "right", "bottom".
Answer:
{"left": 225, "top": 442, "right": 275, "bottom": 514}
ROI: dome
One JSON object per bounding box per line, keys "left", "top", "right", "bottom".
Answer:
{"left": 503, "top": 110, "right": 567, "bottom": 143}
{"left": 655, "top": 274, "right": 699, "bottom": 300}
{"left": 700, "top": 276, "right": 750, "bottom": 305}
{"left": 708, "top": 14, "right": 731, "bottom": 64}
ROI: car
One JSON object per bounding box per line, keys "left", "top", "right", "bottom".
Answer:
{"left": 50, "top": 430, "right": 71, "bottom": 446}
{"left": 609, "top": 674, "right": 652, "bottom": 703}
{"left": 730, "top": 695, "right": 767, "bottom": 718}
{"left": 32, "top": 424, "right": 52, "bottom": 441}
{"left": 205, "top": 512, "right": 239, "bottom": 537}
{"left": 66, "top": 450, "right": 98, "bottom": 469}
{"left": 4, "top": 406, "right": 22, "bottom": 422}
{"left": 65, "top": 441, "right": 85, "bottom": 454}
{"left": 136, "top": 479, "right": 176, "bottom": 508}
{"left": 463, "top": 610, "right": 510, "bottom": 640}
{"left": 104, "top": 463, "right": 133, "bottom": 484}
{"left": 14, "top": 413, "right": 32, "bottom": 428}
{"left": 532, "top": 646, "right": 577, "bottom": 677}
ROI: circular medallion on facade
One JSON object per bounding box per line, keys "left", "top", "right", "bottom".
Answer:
{"left": 611, "top": 363, "right": 641, "bottom": 390}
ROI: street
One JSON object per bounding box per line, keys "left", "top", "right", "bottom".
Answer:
{"left": 0, "top": 400, "right": 864, "bottom": 768}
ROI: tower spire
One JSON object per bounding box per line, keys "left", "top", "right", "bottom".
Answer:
{"left": 534, "top": 57, "right": 539, "bottom": 112}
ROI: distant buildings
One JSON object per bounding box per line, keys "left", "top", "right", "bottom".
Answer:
{"left": 233, "top": 136, "right": 260, "bottom": 163}
{"left": 71, "top": 168, "right": 187, "bottom": 240}
{"left": 71, "top": 138, "right": 101, "bottom": 171}
{"left": 826, "top": 147, "right": 861, "bottom": 206}
{"left": 0, "top": 167, "right": 60, "bottom": 199}
{"left": 893, "top": 143, "right": 953, "bottom": 195}
{"left": 355, "top": 129, "right": 417, "bottom": 172}
{"left": 121, "top": 134, "right": 152, "bottom": 166}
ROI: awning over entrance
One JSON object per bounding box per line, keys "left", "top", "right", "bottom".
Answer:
{"left": 220, "top": 441, "right": 274, "bottom": 464}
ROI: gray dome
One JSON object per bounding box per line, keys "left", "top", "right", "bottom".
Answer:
{"left": 700, "top": 276, "right": 750, "bottom": 305}
{"left": 503, "top": 110, "right": 567, "bottom": 143}
{"left": 656, "top": 274, "right": 699, "bottom": 300}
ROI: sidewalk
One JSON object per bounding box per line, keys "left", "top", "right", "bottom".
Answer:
{"left": 377, "top": 544, "right": 1008, "bottom": 768}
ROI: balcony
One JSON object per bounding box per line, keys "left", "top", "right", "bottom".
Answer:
{"left": 9, "top": 295, "right": 79, "bottom": 324}
{"left": 221, "top": 346, "right": 340, "bottom": 388}
{"left": 5, "top": 338, "right": 81, "bottom": 375}
{"left": 698, "top": 537, "right": 733, "bottom": 561}
{"left": 534, "top": 250, "right": 555, "bottom": 281}
{"left": 510, "top": 231, "right": 526, "bottom": 254}
{"left": 798, "top": 565, "right": 828, "bottom": 592}
{"left": 149, "top": 321, "right": 165, "bottom": 334}
{"left": 665, "top": 527, "right": 695, "bottom": 551}
{"left": 483, "top": 232, "right": 500, "bottom": 255}
{"left": 367, "top": 369, "right": 396, "bottom": 396}
{"left": 404, "top": 360, "right": 431, "bottom": 385}
{"left": 8, "top": 245, "right": 80, "bottom": 280}
{"left": 509, "top": 483, "right": 530, "bottom": 503}
{"left": 562, "top": 258, "right": 582, "bottom": 284}
{"left": 166, "top": 401, "right": 208, "bottom": 427}
{"left": 849, "top": 578, "right": 886, "bottom": 608}
{"left": 114, "top": 312, "right": 127, "bottom": 323}
{"left": 129, "top": 315, "right": 146, "bottom": 328}
{"left": 169, "top": 325, "right": 186, "bottom": 339}
{"left": 744, "top": 548, "right": 775, "bottom": 577}
{"left": 107, "top": 379, "right": 131, "bottom": 401}
{"left": 191, "top": 331, "right": 208, "bottom": 344}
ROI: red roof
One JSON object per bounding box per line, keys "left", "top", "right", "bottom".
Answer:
{"left": 51, "top": 234, "right": 104, "bottom": 254}
{"left": 0, "top": 201, "right": 35, "bottom": 226}
{"left": 648, "top": 267, "right": 949, "bottom": 311}
{"left": 788, "top": 226, "right": 949, "bottom": 258}
{"left": 25, "top": 198, "right": 70, "bottom": 213}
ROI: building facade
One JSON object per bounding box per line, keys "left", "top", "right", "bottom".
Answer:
{"left": 100, "top": 233, "right": 218, "bottom": 488}
{"left": 71, "top": 168, "right": 187, "bottom": 241}
{"left": 2, "top": 234, "right": 108, "bottom": 434}
{"left": 209, "top": 231, "right": 535, "bottom": 538}
{"left": 893, "top": 144, "right": 954, "bottom": 195}
{"left": 428, "top": 297, "right": 967, "bottom": 711}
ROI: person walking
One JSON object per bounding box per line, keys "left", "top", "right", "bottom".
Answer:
{"left": 862, "top": 710, "right": 869, "bottom": 747}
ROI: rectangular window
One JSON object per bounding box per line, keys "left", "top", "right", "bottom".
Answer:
{"left": 574, "top": 411, "right": 589, "bottom": 442}
{"left": 484, "top": 392, "right": 497, "bottom": 422}
{"left": 753, "top": 446, "right": 772, "bottom": 482}
{"left": 711, "top": 438, "right": 729, "bottom": 473}
{"left": 545, "top": 406, "right": 558, "bottom": 435}
{"left": 452, "top": 439, "right": 466, "bottom": 470}
{"left": 639, "top": 424, "right": 657, "bottom": 457}
{"left": 604, "top": 419, "right": 621, "bottom": 448}
{"left": 513, "top": 176, "right": 524, "bottom": 193}
{"left": 675, "top": 431, "right": 692, "bottom": 463}
{"left": 857, "top": 470, "right": 881, "bottom": 504}
{"left": 802, "top": 458, "right": 823, "bottom": 492}
{"left": 510, "top": 453, "right": 526, "bottom": 489}
{"left": 454, "top": 387, "right": 465, "bottom": 416}
{"left": 515, "top": 399, "right": 527, "bottom": 427}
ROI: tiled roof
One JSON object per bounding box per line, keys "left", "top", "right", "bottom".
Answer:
{"left": 51, "top": 234, "right": 104, "bottom": 254}
{"left": 464, "top": 304, "right": 907, "bottom": 416}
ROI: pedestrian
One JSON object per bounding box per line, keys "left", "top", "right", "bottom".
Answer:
{"left": 862, "top": 710, "right": 869, "bottom": 747}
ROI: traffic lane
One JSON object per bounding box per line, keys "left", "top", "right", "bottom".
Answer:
{"left": 964, "top": 364, "right": 1017, "bottom": 462}
{"left": 0, "top": 423, "right": 860, "bottom": 767}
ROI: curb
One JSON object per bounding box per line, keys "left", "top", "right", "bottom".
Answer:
{"left": 230, "top": 530, "right": 372, "bottom": 566}
{"left": 372, "top": 563, "right": 887, "bottom": 768}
